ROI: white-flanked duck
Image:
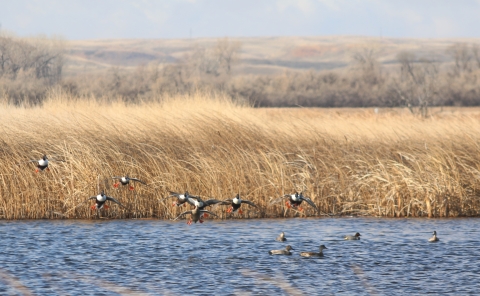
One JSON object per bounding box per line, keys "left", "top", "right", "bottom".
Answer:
{"left": 280, "top": 192, "right": 318, "bottom": 212}
{"left": 187, "top": 196, "right": 222, "bottom": 218}
{"left": 269, "top": 245, "right": 294, "bottom": 255}
{"left": 27, "top": 155, "right": 49, "bottom": 173}
{"left": 300, "top": 245, "right": 328, "bottom": 257}
{"left": 88, "top": 191, "right": 125, "bottom": 210}
{"left": 429, "top": 231, "right": 439, "bottom": 242}
{"left": 173, "top": 206, "right": 217, "bottom": 225}
{"left": 276, "top": 232, "right": 287, "bottom": 242}
{"left": 167, "top": 191, "right": 193, "bottom": 207}
{"left": 344, "top": 232, "right": 361, "bottom": 240}
{"left": 220, "top": 194, "right": 257, "bottom": 214}
{"left": 112, "top": 175, "right": 147, "bottom": 190}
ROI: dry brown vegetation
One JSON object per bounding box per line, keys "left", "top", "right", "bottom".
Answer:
{"left": 1, "top": 92, "right": 480, "bottom": 219}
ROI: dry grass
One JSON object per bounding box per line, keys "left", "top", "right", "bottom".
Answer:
{"left": 1, "top": 92, "right": 480, "bottom": 219}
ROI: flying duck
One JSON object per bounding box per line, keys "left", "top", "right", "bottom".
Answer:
{"left": 173, "top": 206, "right": 217, "bottom": 225}
{"left": 28, "top": 155, "right": 49, "bottom": 172}
{"left": 300, "top": 245, "right": 328, "bottom": 257}
{"left": 112, "top": 175, "right": 147, "bottom": 190}
{"left": 276, "top": 232, "right": 287, "bottom": 242}
{"left": 281, "top": 192, "right": 318, "bottom": 212}
{"left": 220, "top": 194, "right": 257, "bottom": 214}
{"left": 269, "top": 245, "right": 294, "bottom": 255}
{"left": 88, "top": 191, "right": 124, "bottom": 210}
{"left": 429, "top": 231, "right": 439, "bottom": 242}
{"left": 344, "top": 232, "right": 361, "bottom": 240}
{"left": 168, "top": 191, "right": 194, "bottom": 207}
{"left": 187, "top": 196, "right": 222, "bottom": 218}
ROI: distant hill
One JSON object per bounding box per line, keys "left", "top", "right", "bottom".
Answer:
{"left": 65, "top": 36, "right": 480, "bottom": 77}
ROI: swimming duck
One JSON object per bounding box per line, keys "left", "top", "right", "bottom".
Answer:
{"left": 187, "top": 196, "right": 222, "bottom": 217}
{"left": 344, "top": 232, "right": 361, "bottom": 240}
{"left": 88, "top": 191, "right": 124, "bottom": 210}
{"left": 167, "top": 191, "right": 192, "bottom": 207}
{"left": 112, "top": 175, "right": 147, "bottom": 190}
{"left": 281, "top": 192, "right": 318, "bottom": 212}
{"left": 220, "top": 194, "right": 257, "bottom": 214}
{"left": 300, "top": 245, "right": 327, "bottom": 257}
{"left": 269, "top": 245, "right": 294, "bottom": 255}
{"left": 173, "top": 206, "right": 217, "bottom": 225}
{"left": 429, "top": 231, "right": 439, "bottom": 242}
{"left": 276, "top": 232, "right": 287, "bottom": 242}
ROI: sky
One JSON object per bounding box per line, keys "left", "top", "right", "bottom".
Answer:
{"left": 0, "top": 0, "right": 479, "bottom": 40}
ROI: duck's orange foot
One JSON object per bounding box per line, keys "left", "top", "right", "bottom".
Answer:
{"left": 227, "top": 207, "right": 233, "bottom": 213}
{"left": 104, "top": 204, "right": 109, "bottom": 209}
{"left": 35, "top": 169, "right": 39, "bottom": 173}
{"left": 238, "top": 209, "right": 243, "bottom": 214}
{"left": 202, "top": 213, "right": 209, "bottom": 218}
{"left": 299, "top": 207, "right": 303, "bottom": 211}
{"left": 187, "top": 220, "right": 192, "bottom": 225}
{"left": 199, "top": 219, "right": 204, "bottom": 223}
{"left": 183, "top": 203, "right": 186, "bottom": 207}
{"left": 113, "top": 183, "right": 119, "bottom": 188}
{"left": 46, "top": 167, "right": 50, "bottom": 171}
{"left": 90, "top": 205, "right": 96, "bottom": 210}
{"left": 285, "top": 202, "right": 291, "bottom": 208}
{"left": 129, "top": 186, "right": 134, "bottom": 190}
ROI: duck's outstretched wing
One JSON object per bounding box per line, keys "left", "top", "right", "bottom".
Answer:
{"left": 200, "top": 210, "right": 218, "bottom": 217}
{"left": 106, "top": 196, "right": 125, "bottom": 208}
{"left": 301, "top": 196, "right": 318, "bottom": 211}
{"left": 130, "top": 178, "right": 147, "bottom": 185}
{"left": 173, "top": 210, "right": 192, "bottom": 220}
{"left": 219, "top": 199, "right": 233, "bottom": 205}
{"left": 88, "top": 196, "right": 97, "bottom": 200}
{"left": 112, "top": 176, "right": 123, "bottom": 180}
{"left": 242, "top": 200, "right": 258, "bottom": 208}
{"left": 204, "top": 199, "right": 222, "bottom": 206}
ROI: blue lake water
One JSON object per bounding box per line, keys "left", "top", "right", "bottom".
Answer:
{"left": 0, "top": 217, "right": 479, "bottom": 295}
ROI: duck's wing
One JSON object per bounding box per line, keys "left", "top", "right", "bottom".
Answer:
{"left": 242, "top": 200, "right": 258, "bottom": 208}
{"left": 112, "top": 176, "right": 123, "bottom": 180}
{"left": 187, "top": 197, "right": 199, "bottom": 206}
{"left": 130, "top": 178, "right": 147, "bottom": 185}
{"left": 204, "top": 199, "right": 222, "bottom": 206}
{"left": 169, "top": 191, "right": 182, "bottom": 198}
{"left": 301, "top": 196, "right": 318, "bottom": 211}
{"left": 173, "top": 210, "right": 192, "bottom": 220}
{"left": 200, "top": 210, "right": 218, "bottom": 217}
{"left": 106, "top": 196, "right": 125, "bottom": 208}
{"left": 88, "top": 196, "right": 97, "bottom": 200}
{"left": 219, "top": 199, "right": 233, "bottom": 205}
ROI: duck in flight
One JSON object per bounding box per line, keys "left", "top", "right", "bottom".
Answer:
{"left": 278, "top": 192, "right": 318, "bottom": 212}
{"left": 187, "top": 195, "right": 222, "bottom": 218}
{"left": 173, "top": 206, "right": 217, "bottom": 225}
{"left": 25, "top": 155, "right": 49, "bottom": 173}
{"left": 112, "top": 175, "right": 147, "bottom": 190}
{"left": 88, "top": 191, "right": 124, "bottom": 210}
{"left": 220, "top": 194, "right": 257, "bottom": 214}
{"left": 167, "top": 191, "right": 194, "bottom": 207}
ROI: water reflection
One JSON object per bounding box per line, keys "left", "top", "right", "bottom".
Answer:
{"left": 0, "top": 218, "right": 479, "bottom": 295}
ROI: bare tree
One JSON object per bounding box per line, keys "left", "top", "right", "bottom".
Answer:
{"left": 447, "top": 43, "right": 472, "bottom": 77}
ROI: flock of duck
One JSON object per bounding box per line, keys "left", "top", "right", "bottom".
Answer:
{"left": 27, "top": 155, "right": 319, "bottom": 223}
{"left": 27, "top": 155, "right": 442, "bottom": 253}
{"left": 269, "top": 230, "right": 440, "bottom": 257}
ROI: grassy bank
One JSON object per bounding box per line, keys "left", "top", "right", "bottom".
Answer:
{"left": 1, "top": 92, "right": 480, "bottom": 219}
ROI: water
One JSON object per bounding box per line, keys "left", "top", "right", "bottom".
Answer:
{"left": 0, "top": 217, "right": 479, "bottom": 295}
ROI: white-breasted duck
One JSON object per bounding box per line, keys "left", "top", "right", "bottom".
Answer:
{"left": 187, "top": 196, "right": 222, "bottom": 218}
{"left": 30, "top": 155, "right": 49, "bottom": 173}
{"left": 300, "top": 245, "right": 328, "bottom": 257}
{"left": 276, "top": 232, "right": 287, "bottom": 242}
{"left": 269, "top": 245, "right": 294, "bottom": 255}
{"left": 112, "top": 175, "right": 147, "bottom": 190}
{"left": 173, "top": 206, "right": 217, "bottom": 225}
{"left": 220, "top": 194, "right": 257, "bottom": 214}
{"left": 429, "top": 231, "right": 439, "bottom": 242}
{"left": 88, "top": 191, "right": 124, "bottom": 210}
{"left": 344, "top": 232, "right": 361, "bottom": 240}
{"left": 168, "top": 191, "right": 193, "bottom": 207}
{"left": 281, "top": 192, "right": 318, "bottom": 212}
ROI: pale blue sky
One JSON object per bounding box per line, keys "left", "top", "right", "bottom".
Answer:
{"left": 0, "top": 0, "right": 479, "bottom": 40}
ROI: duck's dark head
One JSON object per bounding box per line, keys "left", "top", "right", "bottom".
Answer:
{"left": 319, "top": 245, "right": 327, "bottom": 250}
{"left": 185, "top": 191, "right": 189, "bottom": 196}
{"left": 42, "top": 155, "right": 48, "bottom": 160}
{"left": 433, "top": 231, "right": 437, "bottom": 235}
{"left": 286, "top": 245, "right": 294, "bottom": 251}
{"left": 355, "top": 232, "right": 361, "bottom": 237}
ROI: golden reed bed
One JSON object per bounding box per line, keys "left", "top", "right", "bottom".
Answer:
{"left": 1, "top": 92, "right": 480, "bottom": 219}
